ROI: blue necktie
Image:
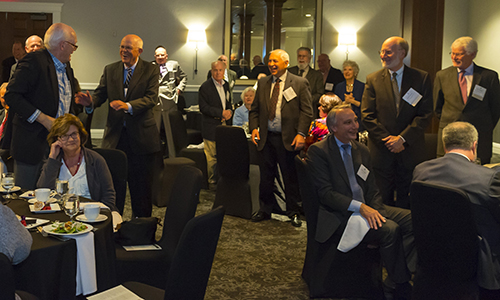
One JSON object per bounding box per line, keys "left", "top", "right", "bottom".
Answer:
{"left": 341, "top": 144, "right": 364, "bottom": 202}
{"left": 124, "top": 67, "right": 132, "bottom": 88}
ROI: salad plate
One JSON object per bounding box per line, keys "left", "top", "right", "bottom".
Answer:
{"left": 0, "top": 186, "right": 21, "bottom": 193}
{"left": 42, "top": 222, "right": 93, "bottom": 236}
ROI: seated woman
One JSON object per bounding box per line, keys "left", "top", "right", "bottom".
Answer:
{"left": 0, "top": 204, "right": 32, "bottom": 265}
{"left": 37, "top": 114, "right": 122, "bottom": 223}
{"left": 304, "top": 94, "right": 342, "bottom": 153}
{"left": 233, "top": 86, "right": 255, "bottom": 127}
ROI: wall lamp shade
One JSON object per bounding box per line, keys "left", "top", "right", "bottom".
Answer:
{"left": 338, "top": 32, "right": 357, "bottom": 60}
{"left": 187, "top": 29, "right": 206, "bottom": 75}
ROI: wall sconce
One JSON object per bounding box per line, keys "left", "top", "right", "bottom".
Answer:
{"left": 187, "top": 29, "right": 207, "bottom": 75}
{"left": 338, "top": 32, "right": 356, "bottom": 60}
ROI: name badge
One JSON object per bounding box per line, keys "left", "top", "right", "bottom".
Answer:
{"left": 283, "top": 87, "right": 297, "bottom": 102}
{"left": 357, "top": 164, "right": 370, "bottom": 181}
{"left": 402, "top": 88, "right": 423, "bottom": 107}
{"left": 472, "top": 85, "right": 487, "bottom": 101}
{"left": 325, "top": 83, "right": 334, "bottom": 91}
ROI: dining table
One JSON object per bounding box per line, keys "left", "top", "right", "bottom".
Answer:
{"left": 7, "top": 196, "right": 117, "bottom": 300}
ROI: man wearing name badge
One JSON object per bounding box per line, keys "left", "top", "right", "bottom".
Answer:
{"left": 288, "top": 47, "right": 324, "bottom": 119}
{"left": 77, "top": 34, "right": 160, "bottom": 217}
{"left": 249, "top": 49, "right": 313, "bottom": 227}
{"left": 361, "top": 36, "right": 433, "bottom": 209}
{"left": 307, "top": 104, "right": 415, "bottom": 299}
{"left": 317, "top": 53, "right": 345, "bottom": 94}
{"left": 434, "top": 36, "right": 500, "bottom": 164}
{"left": 207, "top": 55, "right": 237, "bottom": 99}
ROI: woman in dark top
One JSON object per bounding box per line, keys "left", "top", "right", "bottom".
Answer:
{"left": 334, "top": 60, "right": 365, "bottom": 131}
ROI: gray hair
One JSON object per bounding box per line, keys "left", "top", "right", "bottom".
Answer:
{"left": 442, "top": 121, "right": 478, "bottom": 151}
{"left": 44, "top": 23, "right": 74, "bottom": 51}
{"left": 342, "top": 60, "right": 360, "bottom": 78}
{"left": 240, "top": 87, "right": 256, "bottom": 101}
{"left": 297, "top": 47, "right": 312, "bottom": 56}
{"left": 397, "top": 38, "right": 409, "bottom": 58}
{"left": 326, "top": 104, "right": 352, "bottom": 130}
{"left": 319, "top": 94, "right": 342, "bottom": 114}
{"left": 270, "top": 49, "right": 289, "bottom": 64}
{"left": 452, "top": 36, "right": 478, "bottom": 55}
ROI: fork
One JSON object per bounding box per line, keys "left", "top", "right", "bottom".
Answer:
{"left": 37, "top": 226, "right": 70, "bottom": 242}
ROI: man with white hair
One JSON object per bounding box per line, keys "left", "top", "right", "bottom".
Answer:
{"left": 9, "top": 35, "right": 44, "bottom": 80}
{"left": 5, "top": 23, "right": 83, "bottom": 189}
{"left": 434, "top": 36, "right": 500, "bottom": 164}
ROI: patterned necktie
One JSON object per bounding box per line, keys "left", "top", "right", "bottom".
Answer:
{"left": 391, "top": 72, "right": 401, "bottom": 113}
{"left": 124, "top": 67, "right": 132, "bottom": 88}
{"left": 269, "top": 78, "right": 281, "bottom": 121}
{"left": 459, "top": 70, "right": 468, "bottom": 104}
{"left": 299, "top": 69, "right": 305, "bottom": 77}
{"left": 341, "top": 144, "right": 364, "bottom": 203}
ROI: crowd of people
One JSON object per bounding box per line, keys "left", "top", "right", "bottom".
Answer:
{"left": 1, "top": 19, "right": 500, "bottom": 299}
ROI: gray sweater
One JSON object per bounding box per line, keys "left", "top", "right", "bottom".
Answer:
{"left": 0, "top": 204, "right": 32, "bottom": 265}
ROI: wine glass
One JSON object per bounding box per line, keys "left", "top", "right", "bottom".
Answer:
{"left": 1, "top": 172, "right": 15, "bottom": 200}
{"left": 55, "top": 179, "right": 69, "bottom": 205}
{"left": 62, "top": 193, "right": 80, "bottom": 221}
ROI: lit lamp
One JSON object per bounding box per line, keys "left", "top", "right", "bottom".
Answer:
{"left": 187, "top": 29, "right": 207, "bottom": 75}
{"left": 338, "top": 32, "right": 356, "bottom": 60}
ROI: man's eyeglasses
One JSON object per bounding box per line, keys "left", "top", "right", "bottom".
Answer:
{"left": 59, "top": 132, "right": 79, "bottom": 141}
{"left": 65, "top": 41, "right": 78, "bottom": 51}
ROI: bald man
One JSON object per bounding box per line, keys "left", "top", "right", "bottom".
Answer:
{"left": 80, "top": 34, "right": 160, "bottom": 217}
{"left": 9, "top": 35, "right": 43, "bottom": 80}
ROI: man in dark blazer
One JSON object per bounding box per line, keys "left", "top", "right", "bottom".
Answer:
{"left": 206, "top": 55, "right": 237, "bottom": 100}
{"left": 289, "top": 47, "right": 325, "bottom": 119}
{"left": 5, "top": 23, "right": 82, "bottom": 189}
{"left": 79, "top": 34, "right": 160, "bottom": 217}
{"left": 250, "top": 55, "right": 270, "bottom": 79}
{"left": 1, "top": 41, "right": 25, "bottom": 83}
{"left": 249, "top": 49, "right": 313, "bottom": 227}
{"left": 317, "top": 53, "right": 345, "bottom": 94}
{"left": 198, "top": 60, "right": 232, "bottom": 184}
{"left": 361, "top": 36, "right": 433, "bottom": 208}
{"left": 434, "top": 36, "right": 500, "bottom": 164}
{"left": 413, "top": 121, "right": 500, "bottom": 290}
{"left": 307, "top": 105, "right": 415, "bottom": 298}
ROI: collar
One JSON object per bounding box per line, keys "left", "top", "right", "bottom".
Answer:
{"left": 124, "top": 59, "right": 138, "bottom": 71}
{"left": 389, "top": 64, "right": 404, "bottom": 77}
{"left": 299, "top": 65, "right": 310, "bottom": 72}
{"left": 447, "top": 151, "right": 471, "bottom": 162}
{"left": 334, "top": 135, "right": 351, "bottom": 148}
{"left": 457, "top": 63, "right": 474, "bottom": 76}
{"left": 273, "top": 70, "right": 287, "bottom": 83}
{"left": 48, "top": 50, "right": 66, "bottom": 71}
{"left": 211, "top": 77, "right": 224, "bottom": 87}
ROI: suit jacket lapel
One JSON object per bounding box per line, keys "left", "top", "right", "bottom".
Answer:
{"left": 329, "top": 137, "right": 350, "bottom": 188}
{"left": 351, "top": 142, "right": 365, "bottom": 191}
{"left": 126, "top": 59, "right": 144, "bottom": 101}
{"left": 281, "top": 73, "right": 293, "bottom": 109}
{"left": 263, "top": 76, "right": 273, "bottom": 114}
{"left": 382, "top": 69, "right": 398, "bottom": 116}
{"left": 469, "top": 63, "right": 482, "bottom": 104}
{"left": 46, "top": 53, "right": 59, "bottom": 105}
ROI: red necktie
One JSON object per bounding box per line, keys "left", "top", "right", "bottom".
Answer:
{"left": 0, "top": 111, "right": 8, "bottom": 139}
{"left": 268, "top": 78, "right": 281, "bottom": 121}
{"left": 459, "top": 70, "right": 468, "bottom": 104}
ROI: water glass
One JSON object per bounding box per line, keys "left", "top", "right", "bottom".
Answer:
{"left": 63, "top": 194, "right": 80, "bottom": 221}
{"left": 1, "top": 172, "right": 15, "bottom": 199}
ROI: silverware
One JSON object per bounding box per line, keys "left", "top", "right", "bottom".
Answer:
{"left": 36, "top": 226, "right": 70, "bottom": 242}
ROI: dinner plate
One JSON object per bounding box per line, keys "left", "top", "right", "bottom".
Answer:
{"left": 29, "top": 203, "right": 61, "bottom": 213}
{"left": 28, "top": 197, "right": 57, "bottom": 204}
{"left": 42, "top": 223, "right": 93, "bottom": 236}
{"left": 75, "top": 214, "right": 108, "bottom": 223}
{"left": 0, "top": 186, "right": 21, "bottom": 193}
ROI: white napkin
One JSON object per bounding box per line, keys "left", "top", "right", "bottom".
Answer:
{"left": 68, "top": 232, "right": 97, "bottom": 296}
{"left": 337, "top": 212, "right": 370, "bottom": 253}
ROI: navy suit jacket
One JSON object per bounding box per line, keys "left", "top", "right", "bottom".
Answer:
{"left": 198, "top": 78, "right": 232, "bottom": 141}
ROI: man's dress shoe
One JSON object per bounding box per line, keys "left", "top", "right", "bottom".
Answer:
{"left": 251, "top": 211, "right": 271, "bottom": 222}
{"left": 290, "top": 214, "right": 302, "bottom": 227}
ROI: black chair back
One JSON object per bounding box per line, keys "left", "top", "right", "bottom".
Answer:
{"left": 92, "top": 148, "right": 128, "bottom": 214}
{"left": 164, "top": 206, "right": 225, "bottom": 300}
{"left": 168, "top": 110, "right": 189, "bottom": 155}
{"left": 411, "top": 180, "right": 479, "bottom": 299}
{"left": 215, "top": 125, "right": 249, "bottom": 179}
{"left": 0, "top": 252, "right": 16, "bottom": 300}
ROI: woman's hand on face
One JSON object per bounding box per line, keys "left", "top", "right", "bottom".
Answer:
{"left": 49, "top": 140, "right": 63, "bottom": 159}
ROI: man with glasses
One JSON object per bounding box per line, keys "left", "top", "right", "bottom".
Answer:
{"left": 5, "top": 23, "right": 84, "bottom": 189}
{"left": 434, "top": 36, "right": 500, "bottom": 164}
{"left": 361, "top": 36, "right": 433, "bottom": 209}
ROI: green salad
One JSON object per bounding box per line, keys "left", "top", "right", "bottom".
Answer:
{"left": 51, "top": 221, "right": 88, "bottom": 234}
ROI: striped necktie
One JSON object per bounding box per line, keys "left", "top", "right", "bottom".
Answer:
{"left": 124, "top": 67, "right": 132, "bottom": 88}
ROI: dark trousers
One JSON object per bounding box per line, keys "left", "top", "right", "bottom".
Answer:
{"left": 116, "top": 129, "right": 159, "bottom": 217}
{"left": 258, "top": 132, "right": 301, "bottom": 216}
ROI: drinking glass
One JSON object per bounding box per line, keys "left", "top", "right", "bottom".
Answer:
{"left": 1, "top": 172, "right": 15, "bottom": 200}
{"left": 55, "top": 179, "right": 69, "bottom": 205}
{"left": 62, "top": 194, "right": 80, "bottom": 221}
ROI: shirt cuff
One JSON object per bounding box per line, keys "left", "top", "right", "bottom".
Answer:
{"left": 27, "top": 109, "right": 41, "bottom": 123}
{"left": 126, "top": 103, "right": 133, "bottom": 115}
{"left": 398, "top": 135, "right": 406, "bottom": 144}
{"left": 348, "top": 200, "right": 363, "bottom": 213}
{"left": 298, "top": 132, "right": 306, "bottom": 137}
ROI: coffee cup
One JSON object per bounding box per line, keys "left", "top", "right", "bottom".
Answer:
{"left": 84, "top": 204, "right": 100, "bottom": 221}
{"left": 35, "top": 188, "right": 51, "bottom": 203}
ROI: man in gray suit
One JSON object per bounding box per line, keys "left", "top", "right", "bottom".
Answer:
{"left": 249, "top": 49, "right": 313, "bottom": 227}
{"left": 434, "top": 36, "right": 500, "bottom": 164}
{"left": 413, "top": 121, "right": 500, "bottom": 291}
{"left": 78, "top": 34, "right": 160, "bottom": 217}
{"left": 288, "top": 47, "right": 325, "bottom": 118}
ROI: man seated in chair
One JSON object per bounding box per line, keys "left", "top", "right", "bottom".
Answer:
{"left": 307, "top": 104, "right": 415, "bottom": 299}
{"left": 413, "top": 121, "right": 500, "bottom": 292}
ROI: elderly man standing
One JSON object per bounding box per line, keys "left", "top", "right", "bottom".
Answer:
{"left": 361, "top": 36, "right": 433, "bottom": 208}
{"left": 78, "top": 34, "right": 160, "bottom": 217}
{"left": 289, "top": 47, "right": 324, "bottom": 119}
{"left": 434, "top": 37, "right": 500, "bottom": 164}
{"left": 206, "top": 55, "right": 237, "bottom": 98}
{"left": 5, "top": 23, "right": 82, "bottom": 189}
{"left": 249, "top": 49, "right": 313, "bottom": 227}
{"left": 317, "top": 53, "right": 345, "bottom": 94}
{"left": 199, "top": 61, "right": 232, "bottom": 185}
{"left": 9, "top": 35, "right": 43, "bottom": 80}
{"left": 152, "top": 45, "right": 187, "bottom": 157}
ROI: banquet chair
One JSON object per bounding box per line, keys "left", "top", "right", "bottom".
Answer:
{"left": 0, "top": 253, "right": 39, "bottom": 300}
{"left": 97, "top": 206, "right": 225, "bottom": 300}
{"left": 213, "top": 125, "right": 258, "bottom": 219}
{"left": 297, "top": 155, "right": 384, "bottom": 299}
{"left": 92, "top": 147, "right": 127, "bottom": 214}
{"left": 116, "top": 165, "right": 202, "bottom": 289}
{"left": 410, "top": 181, "right": 479, "bottom": 300}
{"left": 168, "top": 110, "right": 208, "bottom": 189}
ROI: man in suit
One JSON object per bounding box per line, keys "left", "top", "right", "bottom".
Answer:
{"left": 434, "top": 36, "right": 500, "bottom": 164}
{"left": 2, "top": 42, "right": 25, "bottom": 83}
{"left": 361, "top": 36, "right": 433, "bottom": 208}
{"left": 4, "top": 23, "right": 82, "bottom": 189}
{"left": 9, "top": 35, "right": 43, "bottom": 81}
{"left": 206, "top": 55, "right": 237, "bottom": 99}
{"left": 78, "top": 34, "right": 160, "bottom": 217}
{"left": 307, "top": 105, "right": 415, "bottom": 298}
{"left": 250, "top": 55, "right": 270, "bottom": 79}
{"left": 152, "top": 45, "right": 187, "bottom": 158}
{"left": 289, "top": 47, "right": 324, "bottom": 119}
{"left": 199, "top": 60, "right": 232, "bottom": 184}
{"left": 413, "top": 121, "right": 500, "bottom": 291}
{"left": 317, "top": 53, "right": 345, "bottom": 94}
{"left": 249, "top": 49, "right": 313, "bottom": 227}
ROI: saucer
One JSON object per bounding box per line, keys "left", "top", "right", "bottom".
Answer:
{"left": 75, "top": 214, "right": 108, "bottom": 223}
